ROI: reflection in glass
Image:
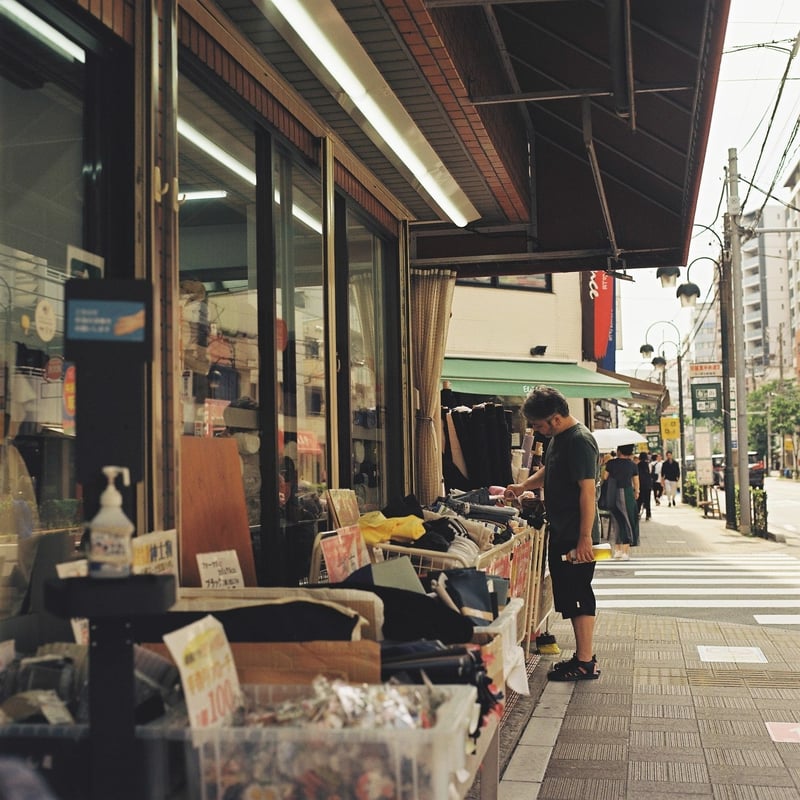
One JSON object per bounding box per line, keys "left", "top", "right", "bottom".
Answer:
{"left": 274, "top": 157, "right": 327, "bottom": 584}
{"left": 178, "top": 75, "right": 261, "bottom": 525}
{"left": 0, "top": 10, "right": 86, "bottom": 620}
{"left": 348, "top": 211, "right": 387, "bottom": 512}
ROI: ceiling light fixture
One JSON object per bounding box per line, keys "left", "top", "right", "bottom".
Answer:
{"left": 177, "top": 119, "right": 257, "bottom": 186}
{"left": 177, "top": 119, "right": 323, "bottom": 232}
{"left": 255, "top": 0, "right": 479, "bottom": 228}
{"left": 178, "top": 190, "right": 228, "bottom": 202}
{"left": 0, "top": 0, "right": 85, "bottom": 63}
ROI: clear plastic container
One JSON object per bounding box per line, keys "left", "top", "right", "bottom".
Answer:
{"left": 137, "top": 683, "right": 479, "bottom": 800}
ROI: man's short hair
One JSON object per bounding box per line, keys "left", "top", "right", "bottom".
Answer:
{"left": 522, "top": 386, "right": 570, "bottom": 422}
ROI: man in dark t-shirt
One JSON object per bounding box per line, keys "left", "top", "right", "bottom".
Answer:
{"left": 506, "top": 386, "right": 601, "bottom": 682}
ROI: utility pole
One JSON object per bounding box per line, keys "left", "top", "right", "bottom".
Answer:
{"left": 728, "top": 147, "right": 751, "bottom": 535}
{"left": 720, "top": 216, "right": 737, "bottom": 530}
{"left": 766, "top": 392, "right": 772, "bottom": 475}
{"left": 779, "top": 322, "right": 785, "bottom": 385}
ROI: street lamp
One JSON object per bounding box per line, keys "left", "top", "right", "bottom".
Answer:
{"left": 640, "top": 320, "right": 686, "bottom": 500}
{"left": 675, "top": 256, "right": 718, "bottom": 307}
{"left": 656, "top": 267, "right": 681, "bottom": 288}
{"left": 665, "top": 247, "right": 738, "bottom": 530}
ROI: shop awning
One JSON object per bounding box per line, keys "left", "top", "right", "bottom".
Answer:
{"left": 596, "top": 368, "right": 669, "bottom": 409}
{"left": 442, "top": 358, "right": 632, "bottom": 400}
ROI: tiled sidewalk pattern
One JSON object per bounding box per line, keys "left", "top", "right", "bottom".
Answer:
{"left": 499, "top": 502, "right": 800, "bottom": 799}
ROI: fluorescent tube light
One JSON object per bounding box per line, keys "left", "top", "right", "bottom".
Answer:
{"left": 273, "top": 190, "right": 322, "bottom": 234}
{"left": 0, "top": 0, "right": 86, "bottom": 63}
{"left": 179, "top": 190, "right": 228, "bottom": 202}
{"left": 177, "top": 118, "right": 257, "bottom": 186}
{"left": 175, "top": 120, "right": 323, "bottom": 232}
{"left": 255, "top": 0, "right": 479, "bottom": 227}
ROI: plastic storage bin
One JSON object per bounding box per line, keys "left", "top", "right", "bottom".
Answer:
{"left": 138, "top": 683, "right": 478, "bottom": 800}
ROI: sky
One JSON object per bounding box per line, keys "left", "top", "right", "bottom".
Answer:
{"left": 615, "top": 0, "right": 800, "bottom": 376}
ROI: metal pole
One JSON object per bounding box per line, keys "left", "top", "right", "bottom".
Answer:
{"left": 677, "top": 351, "right": 686, "bottom": 500}
{"left": 719, "top": 224, "right": 737, "bottom": 530}
{"left": 766, "top": 393, "right": 772, "bottom": 475}
{"left": 728, "top": 147, "right": 751, "bottom": 535}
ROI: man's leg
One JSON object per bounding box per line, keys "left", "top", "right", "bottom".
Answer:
{"left": 571, "top": 613, "right": 595, "bottom": 663}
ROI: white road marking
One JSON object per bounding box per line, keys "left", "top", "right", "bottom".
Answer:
{"left": 595, "top": 552, "right": 800, "bottom": 618}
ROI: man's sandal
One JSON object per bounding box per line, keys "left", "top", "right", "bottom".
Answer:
{"left": 550, "top": 653, "right": 596, "bottom": 674}
{"left": 547, "top": 658, "right": 600, "bottom": 681}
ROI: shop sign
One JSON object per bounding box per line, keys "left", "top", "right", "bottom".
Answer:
{"left": 62, "top": 363, "right": 76, "bottom": 436}
{"left": 132, "top": 529, "right": 178, "bottom": 575}
{"left": 163, "top": 615, "right": 242, "bottom": 728}
{"left": 691, "top": 383, "right": 722, "bottom": 419}
{"left": 660, "top": 417, "right": 680, "bottom": 440}
{"left": 689, "top": 362, "right": 722, "bottom": 379}
{"left": 197, "top": 549, "right": 245, "bottom": 590}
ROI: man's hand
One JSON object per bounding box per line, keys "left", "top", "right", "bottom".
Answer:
{"left": 574, "top": 537, "right": 595, "bottom": 563}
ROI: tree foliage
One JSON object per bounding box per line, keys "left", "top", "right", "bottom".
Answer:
{"left": 621, "top": 405, "right": 659, "bottom": 432}
{"left": 748, "top": 380, "right": 800, "bottom": 459}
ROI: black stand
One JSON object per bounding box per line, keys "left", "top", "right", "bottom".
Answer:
{"left": 44, "top": 575, "right": 176, "bottom": 800}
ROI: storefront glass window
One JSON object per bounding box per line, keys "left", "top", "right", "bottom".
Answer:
{"left": 348, "top": 211, "right": 388, "bottom": 512}
{"left": 0, "top": 8, "right": 88, "bottom": 620}
{"left": 274, "top": 155, "right": 327, "bottom": 584}
{"left": 177, "top": 75, "right": 262, "bottom": 526}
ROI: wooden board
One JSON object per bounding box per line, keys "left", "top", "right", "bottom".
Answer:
{"left": 179, "top": 436, "right": 257, "bottom": 587}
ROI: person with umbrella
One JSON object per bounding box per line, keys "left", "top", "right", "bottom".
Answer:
{"left": 505, "top": 386, "right": 601, "bottom": 682}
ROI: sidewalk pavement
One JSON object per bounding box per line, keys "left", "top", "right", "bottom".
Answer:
{"left": 497, "top": 500, "right": 800, "bottom": 800}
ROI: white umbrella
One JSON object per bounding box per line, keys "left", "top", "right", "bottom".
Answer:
{"left": 591, "top": 427, "right": 647, "bottom": 451}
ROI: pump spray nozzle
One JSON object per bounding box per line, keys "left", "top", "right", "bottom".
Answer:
{"left": 100, "top": 466, "right": 130, "bottom": 507}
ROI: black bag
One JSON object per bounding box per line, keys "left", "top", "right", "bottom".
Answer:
{"left": 430, "top": 568, "right": 495, "bottom": 626}
{"left": 597, "top": 479, "right": 610, "bottom": 510}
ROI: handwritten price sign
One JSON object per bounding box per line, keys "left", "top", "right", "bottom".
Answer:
{"left": 163, "top": 615, "right": 242, "bottom": 728}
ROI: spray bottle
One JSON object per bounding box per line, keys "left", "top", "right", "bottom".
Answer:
{"left": 88, "top": 466, "right": 135, "bottom": 579}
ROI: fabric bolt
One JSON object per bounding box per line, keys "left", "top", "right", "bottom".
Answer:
{"left": 357, "top": 511, "right": 426, "bottom": 546}
{"left": 441, "top": 409, "right": 471, "bottom": 492}
{"left": 446, "top": 411, "right": 470, "bottom": 483}
{"left": 465, "top": 404, "right": 491, "bottom": 488}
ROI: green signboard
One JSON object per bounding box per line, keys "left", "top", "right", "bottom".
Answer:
{"left": 691, "top": 382, "right": 722, "bottom": 419}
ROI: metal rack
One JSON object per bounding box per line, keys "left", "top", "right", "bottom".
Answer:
{"left": 373, "top": 525, "right": 546, "bottom": 650}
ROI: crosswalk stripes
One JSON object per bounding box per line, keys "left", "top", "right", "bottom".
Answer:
{"left": 593, "top": 554, "right": 800, "bottom": 622}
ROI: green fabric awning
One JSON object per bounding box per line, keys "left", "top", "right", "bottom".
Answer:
{"left": 442, "top": 358, "right": 632, "bottom": 399}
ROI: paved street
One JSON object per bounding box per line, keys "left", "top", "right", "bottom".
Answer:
{"left": 597, "top": 488, "right": 800, "bottom": 627}
{"left": 493, "top": 487, "right": 800, "bottom": 800}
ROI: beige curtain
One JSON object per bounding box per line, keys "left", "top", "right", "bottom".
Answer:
{"left": 411, "top": 268, "right": 457, "bottom": 505}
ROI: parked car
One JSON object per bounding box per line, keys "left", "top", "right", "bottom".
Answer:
{"left": 712, "top": 454, "right": 725, "bottom": 487}
{"left": 710, "top": 452, "right": 764, "bottom": 489}
{"left": 748, "top": 451, "right": 765, "bottom": 489}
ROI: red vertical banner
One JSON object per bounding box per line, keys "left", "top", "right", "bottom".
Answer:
{"left": 581, "top": 271, "right": 615, "bottom": 368}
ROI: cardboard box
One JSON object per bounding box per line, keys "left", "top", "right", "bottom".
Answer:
{"left": 144, "top": 640, "right": 381, "bottom": 685}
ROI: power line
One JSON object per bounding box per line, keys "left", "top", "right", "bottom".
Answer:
{"left": 740, "top": 31, "right": 800, "bottom": 214}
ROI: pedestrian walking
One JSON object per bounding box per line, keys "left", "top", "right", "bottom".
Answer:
{"left": 661, "top": 450, "right": 681, "bottom": 506}
{"left": 602, "top": 444, "right": 640, "bottom": 559}
{"left": 637, "top": 452, "right": 653, "bottom": 520}
{"left": 651, "top": 453, "right": 664, "bottom": 505}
